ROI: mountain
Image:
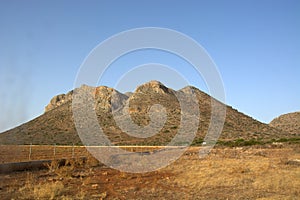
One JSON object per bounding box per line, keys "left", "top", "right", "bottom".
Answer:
{"left": 270, "top": 112, "right": 300, "bottom": 135}
{"left": 0, "top": 81, "right": 291, "bottom": 145}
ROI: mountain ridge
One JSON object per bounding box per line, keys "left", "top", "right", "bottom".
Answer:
{"left": 0, "top": 81, "right": 292, "bottom": 145}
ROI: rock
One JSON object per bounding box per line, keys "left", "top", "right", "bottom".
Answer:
{"left": 124, "top": 92, "right": 133, "bottom": 98}
{"left": 94, "top": 86, "right": 128, "bottom": 112}
{"left": 178, "top": 86, "right": 197, "bottom": 95}
{"left": 285, "top": 159, "right": 300, "bottom": 166}
{"left": 45, "top": 90, "right": 73, "bottom": 112}
{"left": 45, "top": 85, "right": 128, "bottom": 113}
{"left": 134, "top": 80, "right": 174, "bottom": 95}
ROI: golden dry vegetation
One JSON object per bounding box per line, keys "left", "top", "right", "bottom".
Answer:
{"left": 0, "top": 145, "right": 299, "bottom": 199}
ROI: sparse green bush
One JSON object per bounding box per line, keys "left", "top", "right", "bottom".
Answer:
{"left": 215, "top": 137, "right": 300, "bottom": 147}
{"left": 191, "top": 138, "right": 204, "bottom": 145}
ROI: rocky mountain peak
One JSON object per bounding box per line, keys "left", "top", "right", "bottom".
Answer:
{"left": 93, "top": 86, "right": 128, "bottom": 111}
{"left": 178, "top": 86, "right": 197, "bottom": 95}
{"left": 135, "top": 80, "right": 174, "bottom": 95}
{"left": 45, "top": 90, "right": 73, "bottom": 112}
{"left": 45, "top": 85, "right": 128, "bottom": 113}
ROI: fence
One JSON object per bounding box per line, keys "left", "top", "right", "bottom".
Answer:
{"left": 0, "top": 144, "right": 90, "bottom": 164}
{"left": 0, "top": 145, "right": 168, "bottom": 164}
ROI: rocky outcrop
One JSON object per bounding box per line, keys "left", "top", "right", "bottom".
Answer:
{"left": 93, "top": 86, "right": 128, "bottom": 112}
{"left": 124, "top": 92, "right": 133, "bottom": 98}
{"left": 135, "top": 80, "right": 175, "bottom": 95}
{"left": 45, "top": 91, "right": 73, "bottom": 112}
{"left": 45, "top": 85, "right": 128, "bottom": 113}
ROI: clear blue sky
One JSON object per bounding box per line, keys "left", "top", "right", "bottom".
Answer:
{"left": 0, "top": 0, "right": 299, "bottom": 132}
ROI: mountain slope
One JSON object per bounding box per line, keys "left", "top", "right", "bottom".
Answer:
{"left": 0, "top": 81, "right": 291, "bottom": 145}
{"left": 270, "top": 112, "right": 300, "bottom": 135}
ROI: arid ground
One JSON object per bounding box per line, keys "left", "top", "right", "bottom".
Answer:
{"left": 0, "top": 144, "right": 299, "bottom": 200}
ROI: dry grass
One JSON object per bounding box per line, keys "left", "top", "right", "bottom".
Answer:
{"left": 18, "top": 173, "right": 65, "bottom": 200}
{"left": 1, "top": 145, "right": 299, "bottom": 199}
{"left": 167, "top": 146, "right": 300, "bottom": 199}
{"left": 45, "top": 156, "right": 99, "bottom": 179}
{"left": 18, "top": 179, "right": 88, "bottom": 200}
{"left": 33, "top": 182, "right": 65, "bottom": 200}
{"left": 13, "top": 157, "right": 99, "bottom": 200}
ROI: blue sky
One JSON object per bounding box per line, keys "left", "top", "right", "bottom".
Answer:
{"left": 0, "top": 0, "right": 299, "bottom": 132}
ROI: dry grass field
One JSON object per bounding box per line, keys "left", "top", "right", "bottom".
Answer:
{"left": 0, "top": 145, "right": 299, "bottom": 199}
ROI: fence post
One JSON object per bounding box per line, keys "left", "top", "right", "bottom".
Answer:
{"left": 29, "top": 143, "right": 32, "bottom": 160}
{"left": 54, "top": 143, "right": 56, "bottom": 159}
{"left": 72, "top": 143, "right": 75, "bottom": 159}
